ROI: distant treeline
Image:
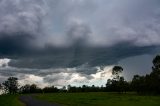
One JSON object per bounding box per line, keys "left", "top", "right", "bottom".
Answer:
{"left": 1, "top": 55, "right": 160, "bottom": 95}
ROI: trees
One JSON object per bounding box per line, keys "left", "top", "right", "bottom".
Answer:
{"left": 2, "top": 55, "right": 160, "bottom": 95}
{"left": 131, "top": 75, "right": 145, "bottom": 93}
{"left": 30, "top": 84, "right": 42, "bottom": 93}
{"left": 118, "top": 77, "right": 129, "bottom": 93}
{"left": 2, "top": 77, "right": 19, "bottom": 94}
{"left": 43, "top": 86, "right": 59, "bottom": 93}
{"left": 130, "top": 55, "right": 160, "bottom": 94}
{"left": 152, "top": 55, "right": 160, "bottom": 70}
{"left": 0, "top": 83, "right": 2, "bottom": 91}
{"left": 0, "top": 83, "right": 2, "bottom": 89}
{"left": 150, "top": 55, "right": 160, "bottom": 93}
{"left": 105, "top": 56, "right": 160, "bottom": 94}
{"left": 20, "top": 84, "right": 31, "bottom": 94}
{"left": 20, "top": 84, "right": 44, "bottom": 94}
{"left": 106, "top": 66, "right": 129, "bottom": 93}
{"left": 112, "top": 66, "right": 123, "bottom": 81}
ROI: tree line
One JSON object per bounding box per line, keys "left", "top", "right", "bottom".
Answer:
{"left": 0, "top": 55, "right": 160, "bottom": 95}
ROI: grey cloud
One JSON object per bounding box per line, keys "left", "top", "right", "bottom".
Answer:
{"left": 0, "top": 64, "right": 96, "bottom": 87}
{"left": 0, "top": 0, "right": 160, "bottom": 87}
{"left": 0, "top": 32, "right": 34, "bottom": 55}
{"left": 119, "top": 54, "right": 154, "bottom": 80}
{"left": 0, "top": 67, "right": 38, "bottom": 77}
{"left": 0, "top": 0, "right": 160, "bottom": 49}
{"left": 0, "top": 0, "right": 45, "bottom": 35}
{"left": 42, "top": 0, "right": 160, "bottom": 47}
{"left": 66, "top": 22, "right": 91, "bottom": 46}
{"left": 8, "top": 44, "right": 156, "bottom": 72}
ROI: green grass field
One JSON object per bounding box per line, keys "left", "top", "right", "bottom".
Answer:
{"left": 1, "top": 93, "right": 160, "bottom": 106}
{"left": 36, "top": 92, "right": 160, "bottom": 106}
{"left": 0, "top": 94, "right": 24, "bottom": 106}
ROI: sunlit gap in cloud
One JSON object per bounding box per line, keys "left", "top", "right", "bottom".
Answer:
{"left": 0, "top": 58, "right": 113, "bottom": 88}
{"left": 18, "top": 66, "right": 113, "bottom": 88}
{"left": 0, "top": 58, "right": 10, "bottom": 68}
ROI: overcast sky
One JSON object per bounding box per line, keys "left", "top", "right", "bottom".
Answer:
{"left": 0, "top": 0, "right": 160, "bottom": 88}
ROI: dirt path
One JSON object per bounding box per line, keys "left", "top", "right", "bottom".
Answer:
{"left": 19, "top": 95, "right": 61, "bottom": 106}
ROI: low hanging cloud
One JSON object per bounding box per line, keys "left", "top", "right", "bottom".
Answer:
{"left": 0, "top": 58, "right": 113, "bottom": 88}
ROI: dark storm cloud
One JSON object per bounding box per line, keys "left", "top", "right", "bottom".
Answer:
{"left": 8, "top": 44, "right": 156, "bottom": 74}
{"left": 0, "top": 0, "right": 160, "bottom": 87}
{"left": 0, "top": 32, "right": 35, "bottom": 55}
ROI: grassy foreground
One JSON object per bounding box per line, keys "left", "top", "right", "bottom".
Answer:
{"left": 36, "top": 92, "right": 160, "bottom": 106}
{"left": 0, "top": 94, "right": 24, "bottom": 106}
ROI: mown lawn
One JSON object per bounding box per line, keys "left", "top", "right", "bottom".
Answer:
{"left": 36, "top": 92, "right": 160, "bottom": 106}
{"left": 0, "top": 94, "right": 24, "bottom": 106}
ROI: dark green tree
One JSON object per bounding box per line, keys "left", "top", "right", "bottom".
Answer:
{"left": 30, "top": 84, "right": 42, "bottom": 93}
{"left": 106, "top": 66, "right": 128, "bottom": 92}
{"left": 112, "top": 66, "right": 123, "bottom": 81}
{"left": 131, "top": 75, "right": 145, "bottom": 93}
{"left": 20, "top": 84, "right": 31, "bottom": 94}
{"left": 2, "top": 77, "right": 19, "bottom": 94}
{"left": 0, "top": 83, "right": 2, "bottom": 90}
{"left": 117, "top": 77, "right": 129, "bottom": 93}
{"left": 152, "top": 55, "right": 160, "bottom": 70}
{"left": 150, "top": 55, "right": 160, "bottom": 93}
{"left": 43, "top": 86, "right": 59, "bottom": 93}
